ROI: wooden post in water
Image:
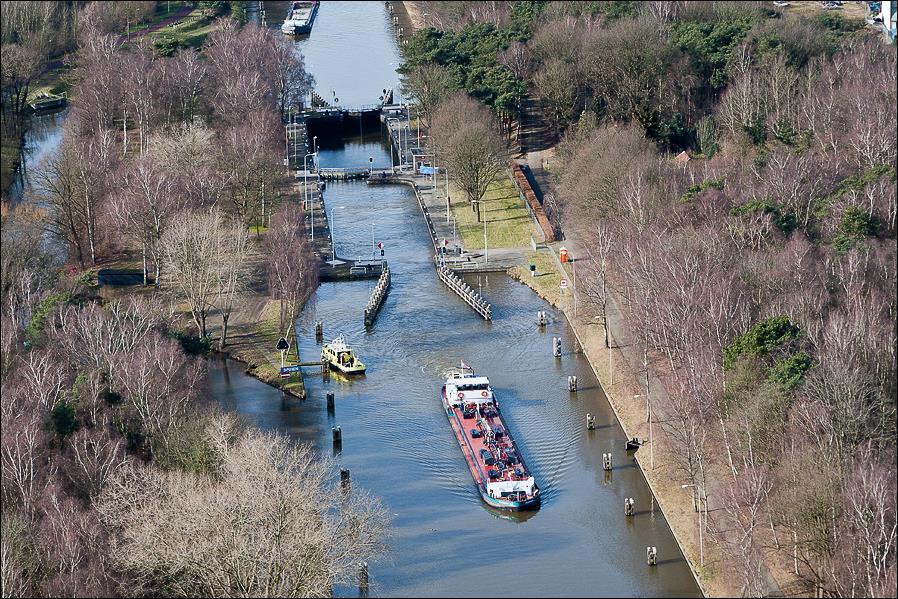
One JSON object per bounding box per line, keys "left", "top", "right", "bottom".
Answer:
{"left": 625, "top": 497, "right": 634, "bottom": 517}
{"left": 646, "top": 547, "right": 658, "bottom": 566}
{"left": 359, "top": 561, "right": 369, "bottom": 594}
{"left": 340, "top": 468, "right": 351, "bottom": 494}
{"left": 332, "top": 426, "right": 342, "bottom": 448}
{"left": 326, "top": 392, "right": 335, "bottom": 414}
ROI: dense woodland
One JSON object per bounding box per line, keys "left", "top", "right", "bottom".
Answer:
{"left": 1, "top": 1, "right": 895, "bottom": 597}
{"left": 1, "top": 3, "right": 381, "bottom": 597}
{"left": 403, "top": 1, "right": 896, "bottom": 596}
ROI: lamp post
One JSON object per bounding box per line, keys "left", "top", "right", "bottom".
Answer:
{"left": 681, "top": 483, "right": 704, "bottom": 567}
{"left": 634, "top": 393, "right": 653, "bottom": 469}
{"left": 330, "top": 206, "right": 345, "bottom": 263}
{"left": 445, "top": 168, "right": 451, "bottom": 224}
{"left": 415, "top": 105, "right": 420, "bottom": 147}
{"left": 304, "top": 152, "right": 317, "bottom": 239}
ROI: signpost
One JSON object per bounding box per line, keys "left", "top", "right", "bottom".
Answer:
{"left": 276, "top": 337, "right": 290, "bottom": 368}
{"left": 280, "top": 365, "right": 301, "bottom": 378}
{"left": 378, "top": 241, "right": 385, "bottom": 257}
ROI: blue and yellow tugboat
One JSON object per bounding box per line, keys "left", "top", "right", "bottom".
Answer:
{"left": 321, "top": 335, "right": 366, "bottom": 374}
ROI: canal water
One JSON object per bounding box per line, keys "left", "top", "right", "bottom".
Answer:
{"left": 211, "top": 3, "right": 702, "bottom": 596}
{"left": 5, "top": 109, "right": 68, "bottom": 202}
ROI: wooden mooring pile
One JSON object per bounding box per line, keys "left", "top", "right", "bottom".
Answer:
{"left": 364, "top": 262, "right": 391, "bottom": 327}
{"left": 436, "top": 266, "right": 491, "bottom": 320}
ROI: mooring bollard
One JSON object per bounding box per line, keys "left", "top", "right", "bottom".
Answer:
{"left": 326, "top": 392, "right": 335, "bottom": 414}
{"left": 647, "top": 546, "right": 658, "bottom": 566}
{"left": 332, "top": 426, "right": 342, "bottom": 447}
{"left": 568, "top": 375, "right": 578, "bottom": 392}
{"left": 603, "top": 453, "right": 613, "bottom": 471}
{"left": 340, "top": 468, "right": 351, "bottom": 493}
{"left": 359, "top": 561, "right": 369, "bottom": 593}
{"left": 625, "top": 497, "right": 634, "bottom": 517}
{"left": 586, "top": 413, "right": 596, "bottom": 430}
{"left": 552, "top": 337, "right": 561, "bottom": 357}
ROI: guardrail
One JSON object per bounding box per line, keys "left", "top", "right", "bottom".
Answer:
{"left": 436, "top": 266, "right": 491, "bottom": 320}
{"left": 364, "top": 262, "right": 391, "bottom": 326}
{"left": 318, "top": 167, "right": 371, "bottom": 180}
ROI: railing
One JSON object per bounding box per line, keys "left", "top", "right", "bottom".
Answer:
{"left": 364, "top": 262, "right": 391, "bottom": 326}
{"left": 318, "top": 167, "right": 371, "bottom": 180}
{"left": 436, "top": 266, "right": 491, "bottom": 321}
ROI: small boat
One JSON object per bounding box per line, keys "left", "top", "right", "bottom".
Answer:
{"left": 321, "top": 335, "right": 366, "bottom": 374}
{"left": 281, "top": 0, "right": 318, "bottom": 35}
{"left": 441, "top": 364, "right": 540, "bottom": 511}
{"left": 29, "top": 92, "right": 67, "bottom": 112}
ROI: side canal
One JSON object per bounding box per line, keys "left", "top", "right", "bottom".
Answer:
{"left": 209, "top": 2, "right": 701, "bottom": 596}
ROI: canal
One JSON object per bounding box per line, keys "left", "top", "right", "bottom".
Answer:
{"left": 209, "top": 2, "right": 702, "bottom": 596}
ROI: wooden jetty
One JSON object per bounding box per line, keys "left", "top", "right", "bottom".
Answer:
{"left": 364, "top": 262, "right": 391, "bottom": 326}
{"left": 436, "top": 266, "right": 491, "bottom": 320}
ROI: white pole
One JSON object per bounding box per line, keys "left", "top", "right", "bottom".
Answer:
{"left": 331, "top": 207, "right": 336, "bottom": 263}
{"left": 609, "top": 346, "right": 613, "bottom": 386}
{"left": 698, "top": 490, "right": 704, "bottom": 567}
{"left": 484, "top": 215, "right": 488, "bottom": 265}
{"left": 649, "top": 394, "right": 654, "bottom": 470}
{"left": 445, "top": 169, "right": 450, "bottom": 224}
{"left": 573, "top": 258, "right": 577, "bottom": 318}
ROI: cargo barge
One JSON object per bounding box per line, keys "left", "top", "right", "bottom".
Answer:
{"left": 441, "top": 366, "right": 540, "bottom": 511}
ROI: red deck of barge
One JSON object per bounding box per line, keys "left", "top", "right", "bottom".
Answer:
{"left": 443, "top": 389, "right": 534, "bottom": 498}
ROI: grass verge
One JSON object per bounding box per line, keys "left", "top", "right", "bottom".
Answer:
{"left": 449, "top": 175, "right": 534, "bottom": 250}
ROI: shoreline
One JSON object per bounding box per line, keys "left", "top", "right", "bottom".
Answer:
{"left": 213, "top": 295, "right": 308, "bottom": 400}
{"left": 508, "top": 263, "right": 725, "bottom": 597}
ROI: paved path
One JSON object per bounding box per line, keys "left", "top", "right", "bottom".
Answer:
{"left": 118, "top": 4, "right": 195, "bottom": 44}
{"left": 542, "top": 227, "right": 781, "bottom": 597}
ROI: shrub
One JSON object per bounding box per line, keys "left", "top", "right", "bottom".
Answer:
{"left": 724, "top": 316, "right": 801, "bottom": 370}
{"left": 833, "top": 206, "right": 878, "bottom": 254}
{"left": 768, "top": 351, "right": 814, "bottom": 392}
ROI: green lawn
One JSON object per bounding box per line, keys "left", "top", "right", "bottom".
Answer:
{"left": 245, "top": 300, "right": 305, "bottom": 397}
{"left": 150, "top": 8, "right": 224, "bottom": 52}
{"left": 449, "top": 175, "right": 534, "bottom": 250}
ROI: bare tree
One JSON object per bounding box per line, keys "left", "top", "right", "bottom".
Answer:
{"left": 98, "top": 425, "right": 389, "bottom": 597}
{"left": 112, "top": 156, "right": 183, "bottom": 286}
{"left": 266, "top": 205, "right": 318, "bottom": 336}
{"left": 498, "top": 40, "right": 533, "bottom": 79}
{"left": 214, "top": 218, "right": 250, "bottom": 350}
{"left": 159, "top": 210, "right": 222, "bottom": 338}
{"left": 431, "top": 93, "right": 507, "bottom": 221}
{"left": 399, "top": 63, "right": 454, "bottom": 129}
